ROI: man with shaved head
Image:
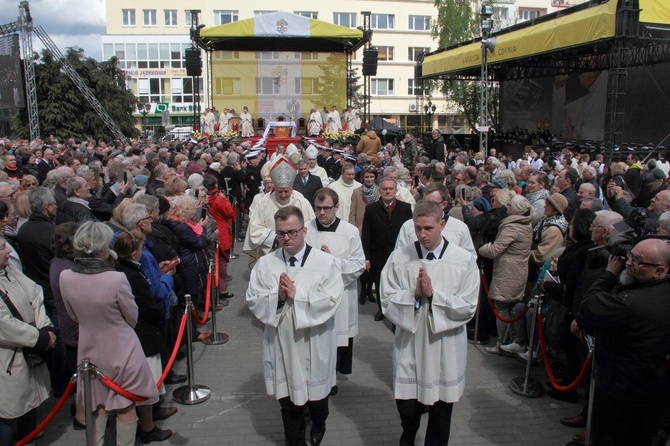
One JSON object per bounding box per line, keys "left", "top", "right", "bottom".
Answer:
{"left": 574, "top": 238, "right": 670, "bottom": 445}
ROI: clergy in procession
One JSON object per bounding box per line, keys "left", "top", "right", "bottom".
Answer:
{"left": 327, "top": 163, "right": 361, "bottom": 222}
{"left": 308, "top": 108, "right": 323, "bottom": 136}
{"left": 219, "top": 108, "right": 234, "bottom": 133}
{"left": 342, "top": 106, "right": 361, "bottom": 131}
{"left": 306, "top": 145, "right": 330, "bottom": 187}
{"left": 246, "top": 206, "right": 344, "bottom": 446}
{"left": 239, "top": 106, "right": 254, "bottom": 137}
{"left": 326, "top": 106, "right": 342, "bottom": 133}
{"left": 380, "top": 200, "right": 479, "bottom": 446}
{"left": 395, "top": 183, "right": 476, "bottom": 258}
{"left": 243, "top": 156, "right": 315, "bottom": 265}
{"left": 305, "top": 188, "right": 365, "bottom": 393}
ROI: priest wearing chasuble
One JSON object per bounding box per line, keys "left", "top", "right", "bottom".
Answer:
{"left": 380, "top": 200, "right": 479, "bottom": 446}
{"left": 246, "top": 206, "right": 344, "bottom": 446}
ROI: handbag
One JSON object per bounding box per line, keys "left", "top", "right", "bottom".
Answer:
{"left": 0, "top": 289, "right": 48, "bottom": 368}
{"left": 543, "top": 299, "right": 572, "bottom": 350}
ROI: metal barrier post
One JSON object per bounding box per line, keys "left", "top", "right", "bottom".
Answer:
{"left": 81, "top": 358, "right": 96, "bottom": 446}
{"left": 173, "top": 295, "right": 211, "bottom": 404}
{"left": 203, "top": 259, "right": 229, "bottom": 345}
{"left": 509, "top": 294, "right": 544, "bottom": 398}
{"left": 584, "top": 335, "right": 595, "bottom": 446}
{"left": 469, "top": 264, "right": 486, "bottom": 345}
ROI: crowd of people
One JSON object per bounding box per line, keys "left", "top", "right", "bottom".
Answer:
{"left": 0, "top": 128, "right": 669, "bottom": 446}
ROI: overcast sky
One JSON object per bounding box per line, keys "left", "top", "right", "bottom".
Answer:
{"left": 1, "top": 0, "right": 106, "bottom": 61}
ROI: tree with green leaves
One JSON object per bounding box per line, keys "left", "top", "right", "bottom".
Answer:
{"left": 12, "top": 47, "right": 139, "bottom": 141}
{"left": 431, "top": 0, "right": 498, "bottom": 134}
{"left": 315, "top": 53, "right": 348, "bottom": 110}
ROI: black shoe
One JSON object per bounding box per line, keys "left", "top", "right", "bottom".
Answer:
{"left": 310, "top": 427, "right": 326, "bottom": 446}
{"left": 374, "top": 311, "right": 384, "bottom": 321}
{"left": 164, "top": 373, "right": 187, "bottom": 385}
{"left": 221, "top": 292, "right": 234, "bottom": 299}
{"left": 546, "top": 389, "right": 579, "bottom": 403}
{"left": 73, "top": 418, "right": 86, "bottom": 430}
{"left": 137, "top": 426, "right": 172, "bottom": 444}
{"left": 329, "top": 385, "right": 338, "bottom": 396}
{"left": 358, "top": 292, "right": 366, "bottom": 305}
{"left": 152, "top": 406, "right": 178, "bottom": 421}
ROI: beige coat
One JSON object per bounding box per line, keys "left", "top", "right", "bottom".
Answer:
{"left": 530, "top": 225, "right": 564, "bottom": 265}
{"left": 356, "top": 130, "right": 382, "bottom": 161}
{"left": 349, "top": 186, "right": 379, "bottom": 235}
{"left": 478, "top": 214, "right": 533, "bottom": 302}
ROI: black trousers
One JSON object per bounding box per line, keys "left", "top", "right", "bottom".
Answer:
{"left": 336, "top": 338, "right": 353, "bottom": 375}
{"left": 396, "top": 399, "right": 454, "bottom": 446}
{"left": 279, "top": 396, "right": 329, "bottom": 446}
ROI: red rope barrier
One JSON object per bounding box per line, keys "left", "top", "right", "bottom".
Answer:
{"left": 100, "top": 374, "right": 148, "bottom": 402}
{"left": 537, "top": 312, "right": 592, "bottom": 392}
{"left": 191, "top": 272, "right": 212, "bottom": 325}
{"left": 16, "top": 380, "right": 75, "bottom": 446}
{"left": 156, "top": 313, "right": 187, "bottom": 388}
{"left": 480, "top": 271, "right": 531, "bottom": 323}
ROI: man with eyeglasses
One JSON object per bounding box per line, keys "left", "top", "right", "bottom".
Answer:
{"left": 573, "top": 238, "right": 670, "bottom": 445}
{"left": 305, "top": 188, "right": 365, "bottom": 395}
{"left": 246, "top": 206, "right": 344, "bottom": 446}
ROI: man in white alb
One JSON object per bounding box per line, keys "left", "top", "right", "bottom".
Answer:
{"left": 328, "top": 163, "right": 361, "bottom": 222}
{"left": 246, "top": 206, "right": 344, "bottom": 446}
{"left": 381, "top": 200, "right": 479, "bottom": 446}
{"left": 308, "top": 108, "right": 323, "bottom": 136}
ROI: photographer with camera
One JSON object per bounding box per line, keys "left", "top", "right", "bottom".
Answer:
{"left": 573, "top": 238, "right": 670, "bottom": 445}
{"left": 606, "top": 183, "right": 670, "bottom": 234}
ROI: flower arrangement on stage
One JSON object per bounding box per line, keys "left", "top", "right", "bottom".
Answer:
{"left": 322, "top": 130, "right": 359, "bottom": 146}
{"left": 217, "top": 130, "right": 240, "bottom": 143}
{"left": 191, "top": 130, "right": 204, "bottom": 140}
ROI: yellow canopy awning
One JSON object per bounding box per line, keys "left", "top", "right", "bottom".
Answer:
{"left": 422, "top": 0, "right": 618, "bottom": 78}
{"left": 640, "top": 0, "right": 670, "bottom": 25}
{"left": 200, "top": 12, "right": 364, "bottom": 52}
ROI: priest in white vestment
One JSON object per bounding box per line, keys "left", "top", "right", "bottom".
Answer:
{"left": 327, "top": 164, "right": 361, "bottom": 222}
{"left": 239, "top": 106, "right": 254, "bottom": 137}
{"left": 305, "top": 189, "right": 365, "bottom": 391}
{"left": 380, "top": 201, "right": 479, "bottom": 446}
{"left": 342, "top": 106, "right": 361, "bottom": 131}
{"left": 306, "top": 146, "right": 330, "bottom": 187}
{"left": 395, "top": 184, "right": 476, "bottom": 258}
{"left": 307, "top": 108, "right": 323, "bottom": 136}
{"left": 219, "top": 108, "right": 234, "bottom": 133}
{"left": 246, "top": 206, "right": 344, "bottom": 446}
{"left": 325, "top": 106, "right": 342, "bottom": 133}
{"left": 243, "top": 157, "right": 315, "bottom": 267}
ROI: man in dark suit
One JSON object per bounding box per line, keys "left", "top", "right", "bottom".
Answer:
{"left": 245, "top": 151, "right": 263, "bottom": 207}
{"left": 361, "top": 177, "right": 413, "bottom": 321}
{"left": 293, "top": 159, "right": 323, "bottom": 208}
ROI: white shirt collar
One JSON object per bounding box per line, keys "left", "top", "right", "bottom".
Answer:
{"left": 283, "top": 243, "right": 307, "bottom": 267}
{"left": 419, "top": 237, "right": 445, "bottom": 260}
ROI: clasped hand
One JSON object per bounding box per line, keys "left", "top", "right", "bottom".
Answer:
{"left": 414, "top": 267, "right": 434, "bottom": 300}
{"left": 279, "top": 272, "right": 296, "bottom": 302}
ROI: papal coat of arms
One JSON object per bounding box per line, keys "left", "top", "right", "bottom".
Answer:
{"left": 276, "top": 18, "right": 288, "bottom": 34}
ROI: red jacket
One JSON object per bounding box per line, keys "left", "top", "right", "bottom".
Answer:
{"left": 207, "top": 191, "right": 235, "bottom": 253}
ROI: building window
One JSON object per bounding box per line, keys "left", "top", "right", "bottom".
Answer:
{"left": 294, "top": 11, "right": 318, "bottom": 19}
{"left": 295, "top": 78, "right": 319, "bottom": 95}
{"left": 333, "top": 12, "right": 356, "bottom": 28}
{"left": 371, "top": 79, "right": 394, "bottom": 96}
{"left": 213, "top": 51, "right": 240, "bottom": 60}
{"left": 122, "top": 9, "right": 136, "bottom": 26}
{"left": 216, "top": 78, "right": 241, "bottom": 96}
{"left": 143, "top": 10, "right": 157, "bottom": 27}
{"left": 518, "top": 9, "right": 545, "bottom": 22}
{"left": 377, "top": 46, "right": 394, "bottom": 61}
{"left": 371, "top": 14, "right": 394, "bottom": 30}
{"left": 214, "top": 10, "right": 238, "bottom": 25}
{"left": 254, "top": 11, "right": 277, "bottom": 16}
{"left": 408, "top": 15, "right": 431, "bottom": 31}
{"left": 408, "top": 47, "right": 431, "bottom": 62}
{"left": 184, "top": 11, "right": 193, "bottom": 27}
{"left": 255, "top": 51, "right": 279, "bottom": 60}
{"left": 294, "top": 52, "right": 319, "bottom": 60}
{"left": 494, "top": 7, "right": 509, "bottom": 20}
{"left": 257, "top": 77, "right": 281, "bottom": 95}
{"left": 408, "top": 79, "right": 425, "bottom": 96}
{"left": 164, "top": 10, "right": 178, "bottom": 27}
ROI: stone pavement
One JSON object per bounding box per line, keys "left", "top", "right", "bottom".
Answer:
{"left": 35, "top": 252, "right": 586, "bottom": 446}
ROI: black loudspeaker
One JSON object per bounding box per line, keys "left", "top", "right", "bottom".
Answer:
{"left": 184, "top": 48, "right": 202, "bottom": 77}
{"left": 362, "top": 47, "right": 378, "bottom": 76}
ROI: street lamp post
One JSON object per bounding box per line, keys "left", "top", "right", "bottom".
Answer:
{"left": 423, "top": 100, "right": 436, "bottom": 134}
{"left": 140, "top": 103, "right": 150, "bottom": 138}
{"left": 479, "top": 5, "right": 496, "bottom": 154}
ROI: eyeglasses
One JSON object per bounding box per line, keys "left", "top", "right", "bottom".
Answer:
{"left": 314, "top": 205, "right": 335, "bottom": 212}
{"left": 276, "top": 227, "right": 303, "bottom": 239}
{"left": 627, "top": 253, "right": 664, "bottom": 268}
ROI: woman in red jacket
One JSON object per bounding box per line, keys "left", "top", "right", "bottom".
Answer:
{"left": 203, "top": 175, "right": 235, "bottom": 298}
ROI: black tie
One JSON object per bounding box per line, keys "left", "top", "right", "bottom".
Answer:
{"left": 289, "top": 256, "right": 297, "bottom": 267}
{"left": 426, "top": 252, "right": 435, "bottom": 260}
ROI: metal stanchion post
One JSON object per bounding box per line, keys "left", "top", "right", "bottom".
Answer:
{"left": 584, "top": 335, "right": 595, "bottom": 446}
{"left": 229, "top": 199, "right": 240, "bottom": 259}
{"left": 203, "top": 259, "right": 229, "bottom": 345}
{"left": 509, "top": 294, "right": 544, "bottom": 397}
{"left": 469, "top": 264, "right": 486, "bottom": 345}
{"left": 81, "top": 358, "right": 96, "bottom": 446}
{"left": 173, "top": 294, "right": 211, "bottom": 404}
